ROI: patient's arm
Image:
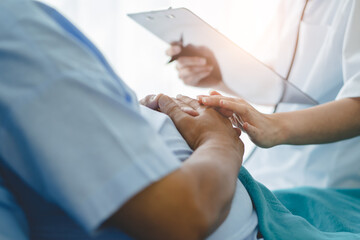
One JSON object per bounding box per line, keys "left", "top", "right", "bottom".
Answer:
{"left": 107, "top": 95, "right": 244, "bottom": 240}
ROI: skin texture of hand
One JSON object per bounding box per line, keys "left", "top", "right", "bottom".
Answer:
{"left": 198, "top": 92, "right": 282, "bottom": 148}
{"left": 140, "top": 94, "right": 199, "bottom": 117}
{"left": 157, "top": 94, "right": 242, "bottom": 150}
{"left": 140, "top": 93, "right": 242, "bottom": 138}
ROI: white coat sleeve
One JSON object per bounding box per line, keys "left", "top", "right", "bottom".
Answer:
{"left": 337, "top": 0, "right": 360, "bottom": 99}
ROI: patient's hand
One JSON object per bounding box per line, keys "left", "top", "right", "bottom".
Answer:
{"left": 139, "top": 94, "right": 160, "bottom": 110}
{"left": 140, "top": 94, "right": 199, "bottom": 117}
{"left": 157, "top": 94, "right": 242, "bottom": 150}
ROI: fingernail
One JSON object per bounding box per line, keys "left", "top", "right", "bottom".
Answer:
{"left": 202, "top": 97, "right": 208, "bottom": 103}
{"left": 176, "top": 94, "right": 182, "bottom": 99}
{"left": 150, "top": 95, "right": 157, "bottom": 101}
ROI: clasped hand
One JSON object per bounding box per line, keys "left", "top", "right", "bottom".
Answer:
{"left": 141, "top": 91, "right": 283, "bottom": 149}
{"left": 140, "top": 94, "right": 243, "bottom": 152}
{"left": 198, "top": 91, "right": 283, "bottom": 148}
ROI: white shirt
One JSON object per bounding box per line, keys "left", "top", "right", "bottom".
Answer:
{"left": 241, "top": 0, "right": 360, "bottom": 189}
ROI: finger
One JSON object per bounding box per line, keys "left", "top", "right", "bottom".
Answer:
{"left": 139, "top": 94, "right": 156, "bottom": 106}
{"left": 209, "top": 90, "right": 222, "bottom": 96}
{"left": 206, "top": 95, "right": 245, "bottom": 103}
{"left": 181, "top": 107, "right": 199, "bottom": 116}
{"left": 158, "top": 95, "right": 190, "bottom": 128}
{"left": 173, "top": 98, "right": 199, "bottom": 116}
{"left": 201, "top": 97, "right": 250, "bottom": 120}
{"left": 166, "top": 45, "right": 182, "bottom": 56}
{"left": 196, "top": 95, "right": 233, "bottom": 117}
{"left": 243, "top": 122, "right": 257, "bottom": 138}
{"left": 139, "top": 94, "right": 160, "bottom": 110}
{"left": 197, "top": 95, "right": 210, "bottom": 105}
{"left": 176, "top": 94, "right": 201, "bottom": 110}
{"left": 197, "top": 95, "right": 208, "bottom": 105}
{"left": 201, "top": 96, "right": 245, "bottom": 107}
{"left": 218, "top": 108, "right": 233, "bottom": 118}
{"left": 234, "top": 128, "right": 242, "bottom": 137}
{"left": 197, "top": 95, "right": 209, "bottom": 99}
{"left": 220, "top": 100, "right": 249, "bottom": 117}
{"left": 176, "top": 56, "right": 207, "bottom": 68}
{"left": 200, "top": 96, "right": 223, "bottom": 107}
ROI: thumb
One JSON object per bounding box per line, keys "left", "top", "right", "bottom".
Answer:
{"left": 139, "top": 94, "right": 160, "bottom": 110}
{"left": 209, "top": 90, "right": 222, "bottom": 96}
{"left": 243, "top": 122, "right": 259, "bottom": 142}
{"left": 166, "top": 45, "right": 182, "bottom": 56}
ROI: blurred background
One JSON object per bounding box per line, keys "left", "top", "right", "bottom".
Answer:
{"left": 39, "top": 0, "right": 278, "bottom": 158}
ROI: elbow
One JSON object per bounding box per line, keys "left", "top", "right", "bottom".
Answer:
{"left": 162, "top": 186, "right": 216, "bottom": 240}
{"left": 171, "top": 175, "right": 232, "bottom": 240}
{"left": 182, "top": 209, "right": 214, "bottom": 240}
{"left": 170, "top": 221, "right": 209, "bottom": 240}
{"left": 154, "top": 177, "right": 224, "bottom": 240}
{"left": 106, "top": 168, "right": 231, "bottom": 240}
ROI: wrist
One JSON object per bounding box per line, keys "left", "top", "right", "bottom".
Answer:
{"left": 271, "top": 113, "right": 290, "bottom": 146}
{"left": 199, "top": 135, "right": 244, "bottom": 166}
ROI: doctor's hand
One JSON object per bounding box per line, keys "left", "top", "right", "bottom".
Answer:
{"left": 198, "top": 91, "right": 284, "bottom": 148}
{"left": 158, "top": 94, "right": 243, "bottom": 151}
{"left": 166, "top": 45, "right": 223, "bottom": 88}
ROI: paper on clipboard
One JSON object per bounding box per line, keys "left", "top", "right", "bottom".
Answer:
{"left": 128, "top": 8, "right": 318, "bottom": 105}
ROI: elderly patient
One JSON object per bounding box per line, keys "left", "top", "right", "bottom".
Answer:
{"left": 0, "top": 1, "right": 258, "bottom": 239}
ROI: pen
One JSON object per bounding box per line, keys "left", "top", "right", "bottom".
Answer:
{"left": 168, "top": 34, "right": 184, "bottom": 63}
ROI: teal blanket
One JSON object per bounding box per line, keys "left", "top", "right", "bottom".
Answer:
{"left": 238, "top": 167, "right": 360, "bottom": 240}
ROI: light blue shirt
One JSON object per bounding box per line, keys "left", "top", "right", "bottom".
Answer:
{"left": 0, "top": 0, "right": 184, "bottom": 239}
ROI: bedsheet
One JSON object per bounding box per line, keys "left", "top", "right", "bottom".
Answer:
{"left": 239, "top": 167, "right": 360, "bottom": 240}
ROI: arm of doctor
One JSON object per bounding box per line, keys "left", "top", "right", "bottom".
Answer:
{"left": 199, "top": 91, "right": 360, "bottom": 148}
{"left": 108, "top": 95, "right": 244, "bottom": 240}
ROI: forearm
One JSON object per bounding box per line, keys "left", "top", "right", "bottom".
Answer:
{"left": 182, "top": 138, "right": 243, "bottom": 234}
{"left": 108, "top": 138, "right": 243, "bottom": 240}
{"left": 276, "top": 97, "right": 360, "bottom": 145}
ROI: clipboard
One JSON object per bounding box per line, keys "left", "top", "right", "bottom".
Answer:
{"left": 128, "top": 8, "right": 318, "bottom": 105}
